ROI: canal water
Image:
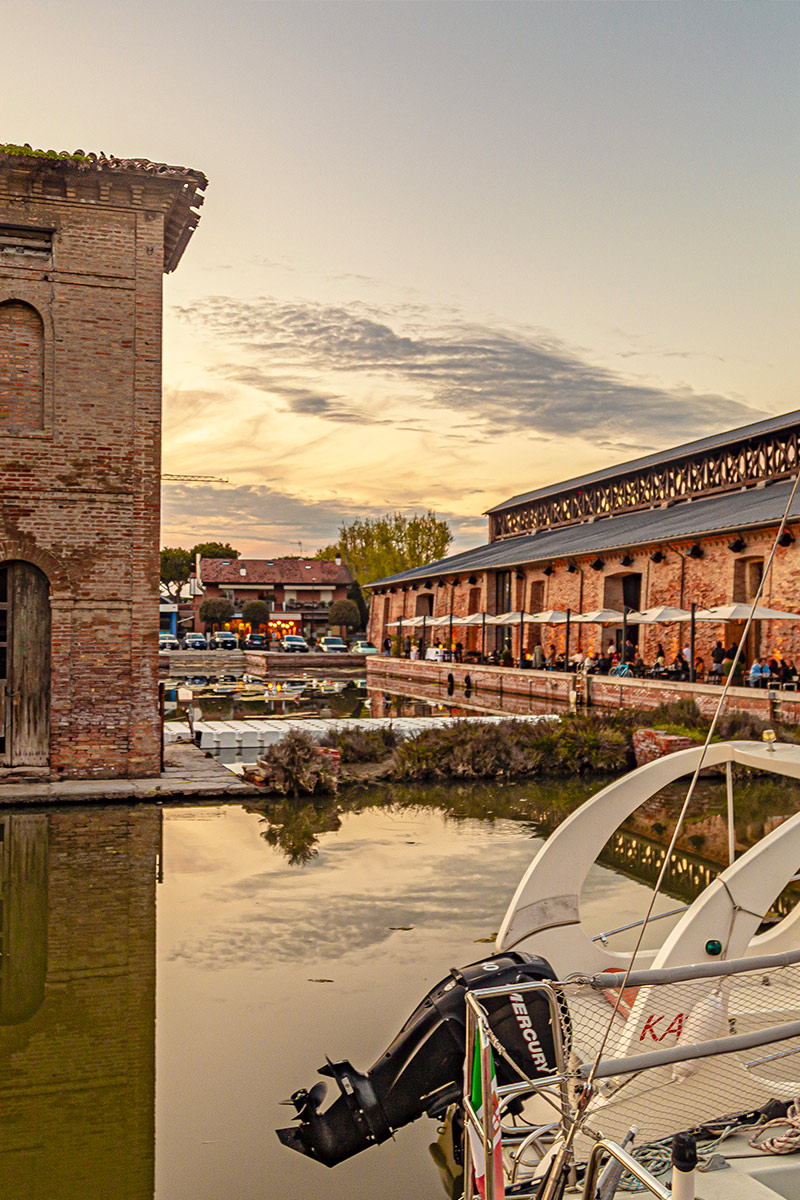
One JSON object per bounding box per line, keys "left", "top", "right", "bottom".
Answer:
{"left": 1, "top": 773, "right": 798, "bottom": 1199}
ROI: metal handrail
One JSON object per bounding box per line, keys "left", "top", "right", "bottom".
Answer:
{"left": 592, "top": 905, "right": 689, "bottom": 945}
{"left": 582, "top": 1139, "right": 670, "bottom": 1200}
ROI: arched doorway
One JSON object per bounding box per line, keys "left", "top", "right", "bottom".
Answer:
{"left": 0, "top": 562, "right": 51, "bottom": 767}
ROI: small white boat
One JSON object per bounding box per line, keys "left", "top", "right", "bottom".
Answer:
{"left": 278, "top": 739, "right": 800, "bottom": 1198}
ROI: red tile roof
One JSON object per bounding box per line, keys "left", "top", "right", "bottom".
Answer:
{"left": 0, "top": 144, "right": 207, "bottom": 188}
{"left": 199, "top": 558, "right": 352, "bottom": 586}
{"left": 0, "top": 144, "right": 207, "bottom": 272}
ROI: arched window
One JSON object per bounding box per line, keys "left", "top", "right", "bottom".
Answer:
{"left": 0, "top": 300, "right": 45, "bottom": 432}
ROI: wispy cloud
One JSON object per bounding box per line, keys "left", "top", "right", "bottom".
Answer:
{"left": 174, "top": 295, "right": 765, "bottom": 444}
{"left": 160, "top": 479, "right": 482, "bottom": 556}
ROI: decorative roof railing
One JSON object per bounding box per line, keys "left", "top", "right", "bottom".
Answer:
{"left": 490, "top": 427, "right": 800, "bottom": 541}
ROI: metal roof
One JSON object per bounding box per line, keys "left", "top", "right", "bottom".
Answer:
{"left": 486, "top": 408, "right": 800, "bottom": 514}
{"left": 368, "top": 478, "right": 800, "bottom": 587}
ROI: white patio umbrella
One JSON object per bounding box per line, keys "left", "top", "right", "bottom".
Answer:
{"left": 571, "top": 609, "right": 625, "bottom": 623}
{"left": 490, "top": 610, "right": 540, "bottom": 624}
{"left": 626, "top": 605, "right": 700, "bottom": 677}
{"left": 694, "top": 604, "right": 800, "bottom": 621}
{"left": 626, "top": 606, "right": 693, "bottom": 623}
{"left": 388, "top": 615, "right": 427, "bottom": 627}
{"left": 489, "top": 611, "right": 542, "bottom": 667}
{"left": 528, "top": 609, "right": 570, "bottom": 623}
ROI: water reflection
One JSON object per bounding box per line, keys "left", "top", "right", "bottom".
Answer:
{"left": 0, "top": 808, "right": 159, "bottom": 1199}
{"left": 0, "top": 769, "right": 797, "bottom": 1200}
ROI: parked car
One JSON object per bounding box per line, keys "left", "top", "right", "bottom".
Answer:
{"left": 351, "top": 640, "right": 379, "bottom": 655}
{"left": 243, "top": 634, "right": 267, "bottom": 649}
{"left": 210, "top": 630, "right": 239, "bottom": 650}
{"left": 279, "top": 635, "right": 310, "bottom": 653}
{"left": 159, "top": 634, "right": 181, "bottom": 651}
{"left": 182, "top": 633, "right": 208, "bottom": 650}
{"left": 317, "top": 636, "right": 349, "bottom": 653}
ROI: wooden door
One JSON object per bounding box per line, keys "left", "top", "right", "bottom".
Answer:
{"left": 0, "top": 563, "right": 50, "bottom": 767}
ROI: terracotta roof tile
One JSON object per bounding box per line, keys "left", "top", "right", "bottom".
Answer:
{"left": 199, "top": 557, "right": 352, "bottom": 586}
{"left": 0, "top": 143, "right": 207, "bottom": 189}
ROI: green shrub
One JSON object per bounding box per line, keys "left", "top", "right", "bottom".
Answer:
{"left": 319, "top": 725, "right": 399, "bottom": 763}
{"left": 258, "top": 730, "right": 338, "bottom": 797}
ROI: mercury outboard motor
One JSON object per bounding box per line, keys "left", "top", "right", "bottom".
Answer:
{"left": 276, "top": 951, "right": 560, "bottom": 1167}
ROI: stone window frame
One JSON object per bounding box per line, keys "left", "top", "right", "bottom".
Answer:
{"left": 0, "top": 282, "right": 55, "bottom": 439}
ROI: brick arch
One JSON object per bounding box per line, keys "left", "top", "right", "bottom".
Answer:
{"left": 0, "top": 541, "right": 72, "bottom": 600}
{"left": 0, "top": 299, "right": 45, "bottom": 431}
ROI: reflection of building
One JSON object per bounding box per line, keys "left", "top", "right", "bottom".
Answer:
{"left": 193, "top": 556, "right": 353, "bottom": 640}
{"left": 0, "top": 146, "right": 205, "bottom": 779}
{"left": 368, "top": 411, "right": 800, "bottom": 665}
{"left": 0, "top": 807, "right": 159, "bottom": 1197}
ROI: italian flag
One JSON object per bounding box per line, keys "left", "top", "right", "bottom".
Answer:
{"left": 466, "top": 1024, "right": 505, "bottom": 1199}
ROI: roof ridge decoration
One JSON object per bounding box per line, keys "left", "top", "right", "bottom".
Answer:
{"left": 487, "top": 407, "right": 800, "bottom": 541}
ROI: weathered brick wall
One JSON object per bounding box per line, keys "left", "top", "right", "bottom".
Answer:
{"left": 632, "top": 728, "right": 696, "bottom": 766}
{"left": 0, "top": 807, "right": 158, "bottom": 1197}
{"left": 0, "top": 180, "right": 174, "bottom": 778}
{"left": 369, "top": 530, "right": 800, "bottom": 670}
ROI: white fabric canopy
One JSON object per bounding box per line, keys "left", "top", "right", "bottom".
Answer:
{"left": 453, "top": 612, "right": 492, "bottom": 625}
{"left": 694, "top": 604, "right": 800, "bottom": 622}
{"left": 388, "top": 615, "right": 428, "bottom": 627}
{"left": 529, "top": 609, "right": 570, "bottom": 624}
{"left": 491, "top": 610, "right": 541, "bottom": 626}
{"left": 626, "top": 605, "right": 694, "bottom": 624}
{"left": 571, "top": 608, "right": 626, "bottom": 624}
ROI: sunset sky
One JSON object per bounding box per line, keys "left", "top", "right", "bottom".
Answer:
{"left": 4, "top": 1, "right": 799, "bottom": 557}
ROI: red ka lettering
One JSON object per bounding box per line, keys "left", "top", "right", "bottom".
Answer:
{"left": 640, "top": 1014, "right": 664, "bottom": 1041}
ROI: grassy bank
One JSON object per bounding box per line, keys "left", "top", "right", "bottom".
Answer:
{"left": 247, "top": 699, "right": 796, "bottom": 797}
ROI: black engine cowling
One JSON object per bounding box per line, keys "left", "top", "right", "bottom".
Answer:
{"left": 276, "top": 951, "right": 559, "bottom": 1167}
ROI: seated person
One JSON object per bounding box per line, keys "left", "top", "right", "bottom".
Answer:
{"left": 748, "top": 659, "right": 763, "bottom": 687}
{"left": 633, "top": 654, "right": 647, "bottom": 677}
{"left": 759, "top": 658, "right": 772, "bottom": 688}
{"left": 671, "top": 652, "right": 689, "bottom": 680}
{"left": 694, "top": 655, "right": 705, "bottom": 678}
{"left": 596, "top": 652, "right": 612, "bottom": 674}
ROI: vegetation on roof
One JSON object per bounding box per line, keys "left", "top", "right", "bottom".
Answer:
{"left": 0, "top": 143, "right": 90, "bottom": 162}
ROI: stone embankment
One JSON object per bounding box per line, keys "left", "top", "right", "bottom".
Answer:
{"left": 367, "top": 659, "right": 800, "bottom": 724}
{"left": 161, "top": 650, "right": 367, "bottom": 678}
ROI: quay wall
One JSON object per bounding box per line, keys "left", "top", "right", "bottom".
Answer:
{"left": 161, "top": 650, "right": 369, "bottom": 678}
{"left": 367, "top": 659, "right": 800, "bottom": 725}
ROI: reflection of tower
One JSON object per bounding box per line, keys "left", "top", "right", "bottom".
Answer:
{"left": 0, "top": 807, "right": 160, "bottom": 1199}
{"left": 0, "top": 815, "right": 48, "bottom": 1024}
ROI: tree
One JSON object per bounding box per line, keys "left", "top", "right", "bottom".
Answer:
{"left": 242, "top": 600, "right": 271, "bottom": 631}
{"left": 336, "top": 511, "right": 452, "bottom": 584}
{"left": 199, "top": 597, "right": 234, "bottom": 629}
{"left": 329, "top": 599, "right": 361, "bottom": 630}
{"left": 160, "top": 547, "right": 192, "bottom": 599}
{"left": 347, "top": 579, "right": 369, "bottom": 629}
{"left": 191, "top": 541, "right": 240, "bottom": 560}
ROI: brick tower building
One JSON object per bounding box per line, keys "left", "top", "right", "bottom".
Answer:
{"left": 0, "top": 146, "right": 206, "bottom": 779}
